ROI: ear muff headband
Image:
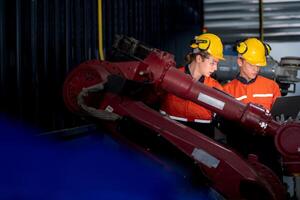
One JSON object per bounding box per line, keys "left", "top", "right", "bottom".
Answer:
{"left": 197, "top": 39, "right": 211, "bottom": 51}
{"left": 264, "top": 43, "right": 271, "bottom": 56}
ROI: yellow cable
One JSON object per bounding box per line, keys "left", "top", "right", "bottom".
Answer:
{"left": 98, "top": 0, "right": 105, "bottom": 60}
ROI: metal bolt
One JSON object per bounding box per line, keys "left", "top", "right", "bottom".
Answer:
{"left": 259, "top": 122, "right": 268, "bottom": 129}
{"left": 139, "top": 71, "right": 144, "bottom": 76}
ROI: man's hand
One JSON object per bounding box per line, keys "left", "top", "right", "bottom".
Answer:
{"left": 275, "top": 114, "right": 293, "bottom": 124}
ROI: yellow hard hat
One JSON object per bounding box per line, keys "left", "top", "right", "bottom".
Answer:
{"left": 190, "top": 33, "right": 225, "bottom": 60}
{"left": 236, "top": 38, "right": 271, "bottom": 66}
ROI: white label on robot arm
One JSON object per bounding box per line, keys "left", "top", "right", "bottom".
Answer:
{"left": 197, "top": 93, "right": 225, "bottom": 110}
{"left": 191, "top": 148, "right": 220, "bottom": 168}
{"left": 105, "top": 105, "right": 114, "bottom": 112}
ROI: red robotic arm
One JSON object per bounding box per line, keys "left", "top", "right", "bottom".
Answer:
{"left": 63, "top": 36, "right": 300, "bottom": 199}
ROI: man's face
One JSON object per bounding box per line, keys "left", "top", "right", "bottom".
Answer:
{"left": 198, "top": 55, "right": 219, "bottom": 77}
{"left": 238, "top": 57, "right": 260, "bottom": 81}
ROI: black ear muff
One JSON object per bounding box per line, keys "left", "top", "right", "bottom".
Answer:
{"left": 236, "top": 41, "right": 248, "bottom": 55}
{"left": 264, "top": 43, "right": 271, "bottom": 56}
{"left": 197, "top": 39, "right": 211, "bottom": 51}
{"left": 190, "top": 39, "right": 196, "bottom": 46}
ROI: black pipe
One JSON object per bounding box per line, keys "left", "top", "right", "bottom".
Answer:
{"left": 31, "top": 0, "right": 38, "bottom": 124}
{"left": 16, "top": 0, "right": 22, "bottom": 118}
{"left": 65, "top": 0, "right": 71, "bottom": 73}
{"left": 43, "top": 0, "right": 49, "bottom": 84}
{"left": 0, "top": 0, "right": 4, "bottom": 99}
{"left": 83, "top": 0, "right": 88, "bottom": 60}
{"left": 259, "top": 0, "right": 264, "bottom": 41}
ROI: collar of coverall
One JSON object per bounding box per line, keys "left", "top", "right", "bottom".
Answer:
{"left": 236, "top": 73, "right": 257, "bottom": 85}
{"left": 185, "top": 65, "right": 205, "bottom": 83}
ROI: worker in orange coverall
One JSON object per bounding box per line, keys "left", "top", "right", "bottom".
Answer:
{"left": 222, "top": 38, "right": 282, "bottom": 178}
{"left": 160, "top": 33, "right": 224, "bottom": 138}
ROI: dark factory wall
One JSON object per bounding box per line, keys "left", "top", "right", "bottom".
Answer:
{"left": 0, "top": 0, "right": 99, "bottom": 131}
{"left": 0, "top": 0, "right": 203, "bottom": 131}
{"left": 102, "top": 0, "right": 203, "bottom": 60}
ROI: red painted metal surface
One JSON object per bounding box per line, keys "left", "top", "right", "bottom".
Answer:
{"left": 63, "top": 49, "right": 300, "bottom": 199}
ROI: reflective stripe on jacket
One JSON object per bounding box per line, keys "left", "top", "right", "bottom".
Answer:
{"left": 223, "top": 75, "right": 281, "bottom": 110}
{"left": 160, "top": 67, "right": 223, "bottom": 122}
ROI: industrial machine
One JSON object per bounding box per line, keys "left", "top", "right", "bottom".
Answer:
{"left": 63, "top": 35, "right": 300, "bottom": 200}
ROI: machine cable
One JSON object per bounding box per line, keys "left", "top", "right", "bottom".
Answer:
{"left": 77, "top": 82, "right": 121, "bottom": 121}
